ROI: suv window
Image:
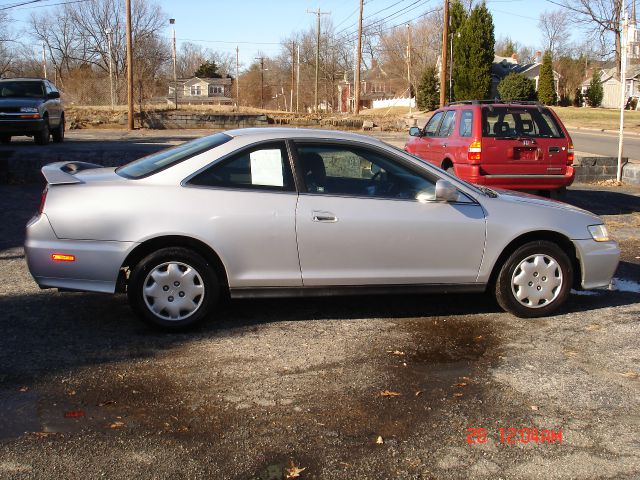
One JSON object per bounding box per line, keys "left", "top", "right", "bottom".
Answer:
{"left": 423, "top": 111, "right": 444, "bottom": 136}
{"left": 459, "top": 110, "right": 473, "bottom": 137}
{"left": 437, "top": 110, "right": 456, "bottom": 137}
{"left": 0, "top": 81, "right": 45, "bottom": 99}
{"left": 296, "top": 143, "right": 437, "bottom": 201}
{"left": 117, "top": 133, "right": 232, "bottom": 179}
{"left": 189, "top": 141, "right": 294, "bottom": 191}
{"left": 482, "top": 107, "right": 565, "bottom": 138}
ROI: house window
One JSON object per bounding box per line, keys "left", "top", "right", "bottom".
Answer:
{"left": 209, "top": 85, "right": 224, "bottom": 95}
{"left": 190, "top": 85, "right": 201, "bottom": 96}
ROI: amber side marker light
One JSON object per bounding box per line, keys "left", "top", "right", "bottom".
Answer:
{"left": 51, "top": 253, "right": 75, "bottom": 262}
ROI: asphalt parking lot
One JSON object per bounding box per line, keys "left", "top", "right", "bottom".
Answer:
{"left": 0, "top": 142, "right": 639, "bottom": 478}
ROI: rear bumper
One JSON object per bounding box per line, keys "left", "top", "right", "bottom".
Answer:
{"left": 25, "top": 214, "right": 135, "bottom": 294}
{"left": 0, "top": 118, "right": 45, "bottom": 135}
{"left": 573, "top": 238, "right": 620, "bottom": 289}
{"left": 458, "top": 165, "right": 575, "bottom": 190}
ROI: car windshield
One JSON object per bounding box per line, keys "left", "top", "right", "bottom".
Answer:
{"left": 0, "top": 81, "right": 45, "bottom": 99}
{"left": 482, "top": 106, "right": 565, "bottom": 139}
{"left": 116, "top": 133, "right": 232, "bottom": 179}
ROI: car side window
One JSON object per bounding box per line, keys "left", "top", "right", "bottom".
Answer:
{"left": 423, "top": 111, "right": 444, "bottom": 136}
{"left": 437, "top": 110, "right": 456, "bottom": 137}
{"left": 459, "top": 110, "right": 473, "bottom": 137}
{"left": 295, "top": 143, "right": 437, "bottom": 201}
{"left": 188, "top": 141, "right": 295, "bottom": 192}
{"left": 44, "top": 82, "right": 52, "bottom": 96}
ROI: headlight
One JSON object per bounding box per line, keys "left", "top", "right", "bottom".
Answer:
{"left": 19, "top": 107, "right": 38, "bottom": 113}
{"left": 588, "top": 224, "right": 610, "bottom": 242}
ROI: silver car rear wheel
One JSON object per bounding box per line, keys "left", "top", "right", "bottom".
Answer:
{"left": 495, "top": 240, "right": 573, "bottom": 318}
{"left": 128, "top": 247, "right": 219, "bottom": 330}
{"left": 143, "top": 261, "right": 205, "bottom": 321}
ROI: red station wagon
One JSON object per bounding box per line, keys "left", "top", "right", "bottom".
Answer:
{"left": 404, "top": 101, "right": 575, "bottom": 196}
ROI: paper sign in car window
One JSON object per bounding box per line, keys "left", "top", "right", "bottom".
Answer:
{"left": 250, "top": 149, "right": 284, "bottom": 186}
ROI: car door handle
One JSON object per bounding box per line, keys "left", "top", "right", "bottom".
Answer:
{"left": 548, "top": 146, "right": 560, "bottom": 153}
{"left": 312, "top": 211, "right": 338, "bottom": 223}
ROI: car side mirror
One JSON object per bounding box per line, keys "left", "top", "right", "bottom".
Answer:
{"left": 434, "top": 179, "right": 459, "bottom": 202}
{"left": 47, "top": 91, "right": 60, "bottom": 99}
{"left": 409, "top": 126, "right": 422, "bottom": 137}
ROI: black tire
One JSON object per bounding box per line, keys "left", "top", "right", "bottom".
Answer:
{"left": 52, "top": 115, "right": 65, "bottom": 143}
{"left": 495, "top": 241, "right": 573, "bottom": 318}
{"left": 35, "top": 118, "right": 50, "bottom": 145}
{"left": 0, "top": 135, "right": 10, "bottom": 144}
{"left": 445, "top": 165, "right": 455, "bottom": 176}
{"left": 128, "top": 247, "right": 219, "bottom": 330}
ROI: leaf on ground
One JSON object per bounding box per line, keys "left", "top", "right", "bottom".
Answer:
{"left": 67, "top": 390, "right": 76, "bottom": 396}
{"left": 415, "top": 390, "right": 424, "bottom": 397}
{"left": 453, "top": 393, "right": 463, "bottom": 397}
{"left": 285, "top": 460, "right": 306, "bottom": 479}
{"left": 98, "top": 400, "right": 116, "bottom": 407}
{"left": 31, "top": 432, "right": 57, "bottom": 438}
{"left": 619, "top": 371, "right": 639, "bottom": 379}
{"left": 376, "top": 435, "right": 384, "bottom": 444}
{"left": 18, "top": 386, "right": 29, "bottom": 392}
{"left": 586, "top": 324, "right": 601, "bottom": 331}
{"left": 109, "top": 421, "right": 125, "bottom": 429}
{"left": 380, "top": 390, "right": 401, "bottom": 397}
{"left": 391, "top": 350, "right": 405, "bottom": 356}
{"left": 530, "top": 405, "right": 539, "bottom": 411}
{"left": 455, "top": 382, "right": 467, "bottom": 388}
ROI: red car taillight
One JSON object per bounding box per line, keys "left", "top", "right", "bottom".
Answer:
{"left": 38, "top": 187, "right": 48, "bottom": 215}
{"left": 567, "top": 142, "right": 574, "bottom": 165}
{"left": 468, "top": 140, "right": 482, "bottom": 164}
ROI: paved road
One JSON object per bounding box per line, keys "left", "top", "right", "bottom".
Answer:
{"left": 568, "top": 129, "right": 640, "bottom": 161}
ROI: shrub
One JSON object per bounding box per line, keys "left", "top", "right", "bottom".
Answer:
{"left": 537, "top": 51, "right": 557, "bottom": 105}
{"left": 585, "top": 70, "right": 603, "bottom": 107}
{"left": 497, "top": 73, "right": 536, "bottom": 101}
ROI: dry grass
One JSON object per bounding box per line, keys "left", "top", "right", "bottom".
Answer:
{"left": 553, "top": 106, "right": 640, "bottom": 133}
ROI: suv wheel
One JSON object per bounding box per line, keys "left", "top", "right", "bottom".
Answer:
{"left": 495, "top": 240, "right": 573, "bottom": 318}
{"left": 52, "top": 116, "right": 65, "bottom": 143}
{"left": 128, "top": 247, "right": 220, "bottom": 330}
{"left": 0, "top": 135, "right": 10, "bottom": 144}
{"left": 35, "top": 118, "right": 50, "bottom": 145}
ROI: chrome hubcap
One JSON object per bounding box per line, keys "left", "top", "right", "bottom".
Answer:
{"left": 511, "top": 254, "right": 563, "bottom": 309}
{"left": 143, "top": 262, "right": 204, "bottom": 321}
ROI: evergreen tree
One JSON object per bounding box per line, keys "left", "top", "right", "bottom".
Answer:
{"left": 447, "top": 0, "right": 467, "bottom": 101}
{"left": 194, "top": 60, "right": 222, "bottom": 78}
{"left": 453, "top": 2, "right": 495, "bottom": 101}
{"left": 585, "top": 70, "right": 604, "bottom": 107}
{"left": 416, "top": 66, "right": 440, "bottom": 111}
{"left": 497, "top": 73, "right": 536, "bottom": 101}
{"left": 537, "top": 51, "right": 556, "bottom": 105}
{"left": 497, "top": 38, "right": 516, "bottom": 57}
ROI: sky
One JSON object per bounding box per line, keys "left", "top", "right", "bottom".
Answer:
{"left": 6, "top": 0, "right": 569, "bottom": 66}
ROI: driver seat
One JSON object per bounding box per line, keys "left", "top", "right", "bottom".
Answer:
{"left": 300, "top": 152, "right": 327, "bottom": 193}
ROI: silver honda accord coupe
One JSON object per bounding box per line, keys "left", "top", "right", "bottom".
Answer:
{"left": 25, "top": 128, "right": 620, "bottom": 329}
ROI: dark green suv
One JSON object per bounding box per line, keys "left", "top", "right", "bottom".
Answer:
{"left": 0, "top": 78, "right": 64, "bottom": 145}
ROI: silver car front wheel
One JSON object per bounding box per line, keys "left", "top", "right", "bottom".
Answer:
{"left": 495, "top": 241, "right": 573, "bottom": 318}
{"left": 128, "top": 247, "right": 219, "bottom": 329}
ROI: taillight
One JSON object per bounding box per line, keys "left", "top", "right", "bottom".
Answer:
{"left": 567, "top": 142, "right": 574, "bottom": 165}
{"left": 38, "top": 187, "right": 48, "bottom": 215}
{"left": 468, "top": 140, "right": 482, "bottom": 164}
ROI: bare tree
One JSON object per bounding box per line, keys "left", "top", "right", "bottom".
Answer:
{"left": 552, "top": 0, "right": 623, "bottom": 74}
{"left": 538, "top": 10, "right": 571, "bottom": 58}
{"left": 0, "top": 12, "right": 16, "bottom": 76}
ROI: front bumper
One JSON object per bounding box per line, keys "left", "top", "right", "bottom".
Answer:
{"left": 25, "top": 214, "right": 135, "bottom": 294}
{"left": 0, "top": 118, "right": 45, "bottom": 135}
{"left": 573, "top": 238, "right": 620, "bottom": 289}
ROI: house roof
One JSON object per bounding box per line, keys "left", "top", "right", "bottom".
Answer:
{"left": 581, "top": 65, "right": 640, "bottom": 86}
{"left": 183, "top": 76, "right": 232, "bottom": 86}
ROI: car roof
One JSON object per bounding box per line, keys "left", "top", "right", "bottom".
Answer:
{"left": 0, "top": 77, "right": 46, "bottom": 82}
{"left": 224, "top": 127, "right": 388, "bottom": 145}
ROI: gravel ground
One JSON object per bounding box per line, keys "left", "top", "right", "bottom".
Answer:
{"left": 0, "top": 184, "right": 638, "bottom": 480}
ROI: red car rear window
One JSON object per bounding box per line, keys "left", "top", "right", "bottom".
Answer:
{"left": 482, "top": 107, "right": 565, "bottom": 139}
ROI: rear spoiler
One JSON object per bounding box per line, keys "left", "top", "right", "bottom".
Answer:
{"left": 41, "top": 161, "right": 102, "bottom": 185}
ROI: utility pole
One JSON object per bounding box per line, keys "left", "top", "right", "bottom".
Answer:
{"left": 617, "top": 8, "right": 629, "bottom": 183}
{"left": 170, "top": 19, "right": 177, "bottom": 110}
{"left": 406, "top": 23, "right": 412, "bottom": 115}
{"left": 236, "top": 46, "right": 240, "bottom": 107}
{"left": 449, "top": 29, "right": 454, "bottom": 102}
{"left": 125, "top": 0, "right": 134, "bottom": 130}
{"left": 355, "top": 0, "right": 364, "bottom": 114}
{"left": 290, "top": 41, "right": 295, "bottom": 113}
{"left": 106, "top": 29, "right": 115, "bottom": 109}
{"left": 42, "top": 43, "right": 47, "bottom": 79}
{"left": 308, "top": 8, "right": 330, "bottom": 112}
{"left": 439, "top": 0, "right": 449, "bottom": 107}
{"left": 296, "top": 44, "right": 300, "bottom": 112}
{"left": 256, "top": 56, "right": 265, "bottom": 109}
